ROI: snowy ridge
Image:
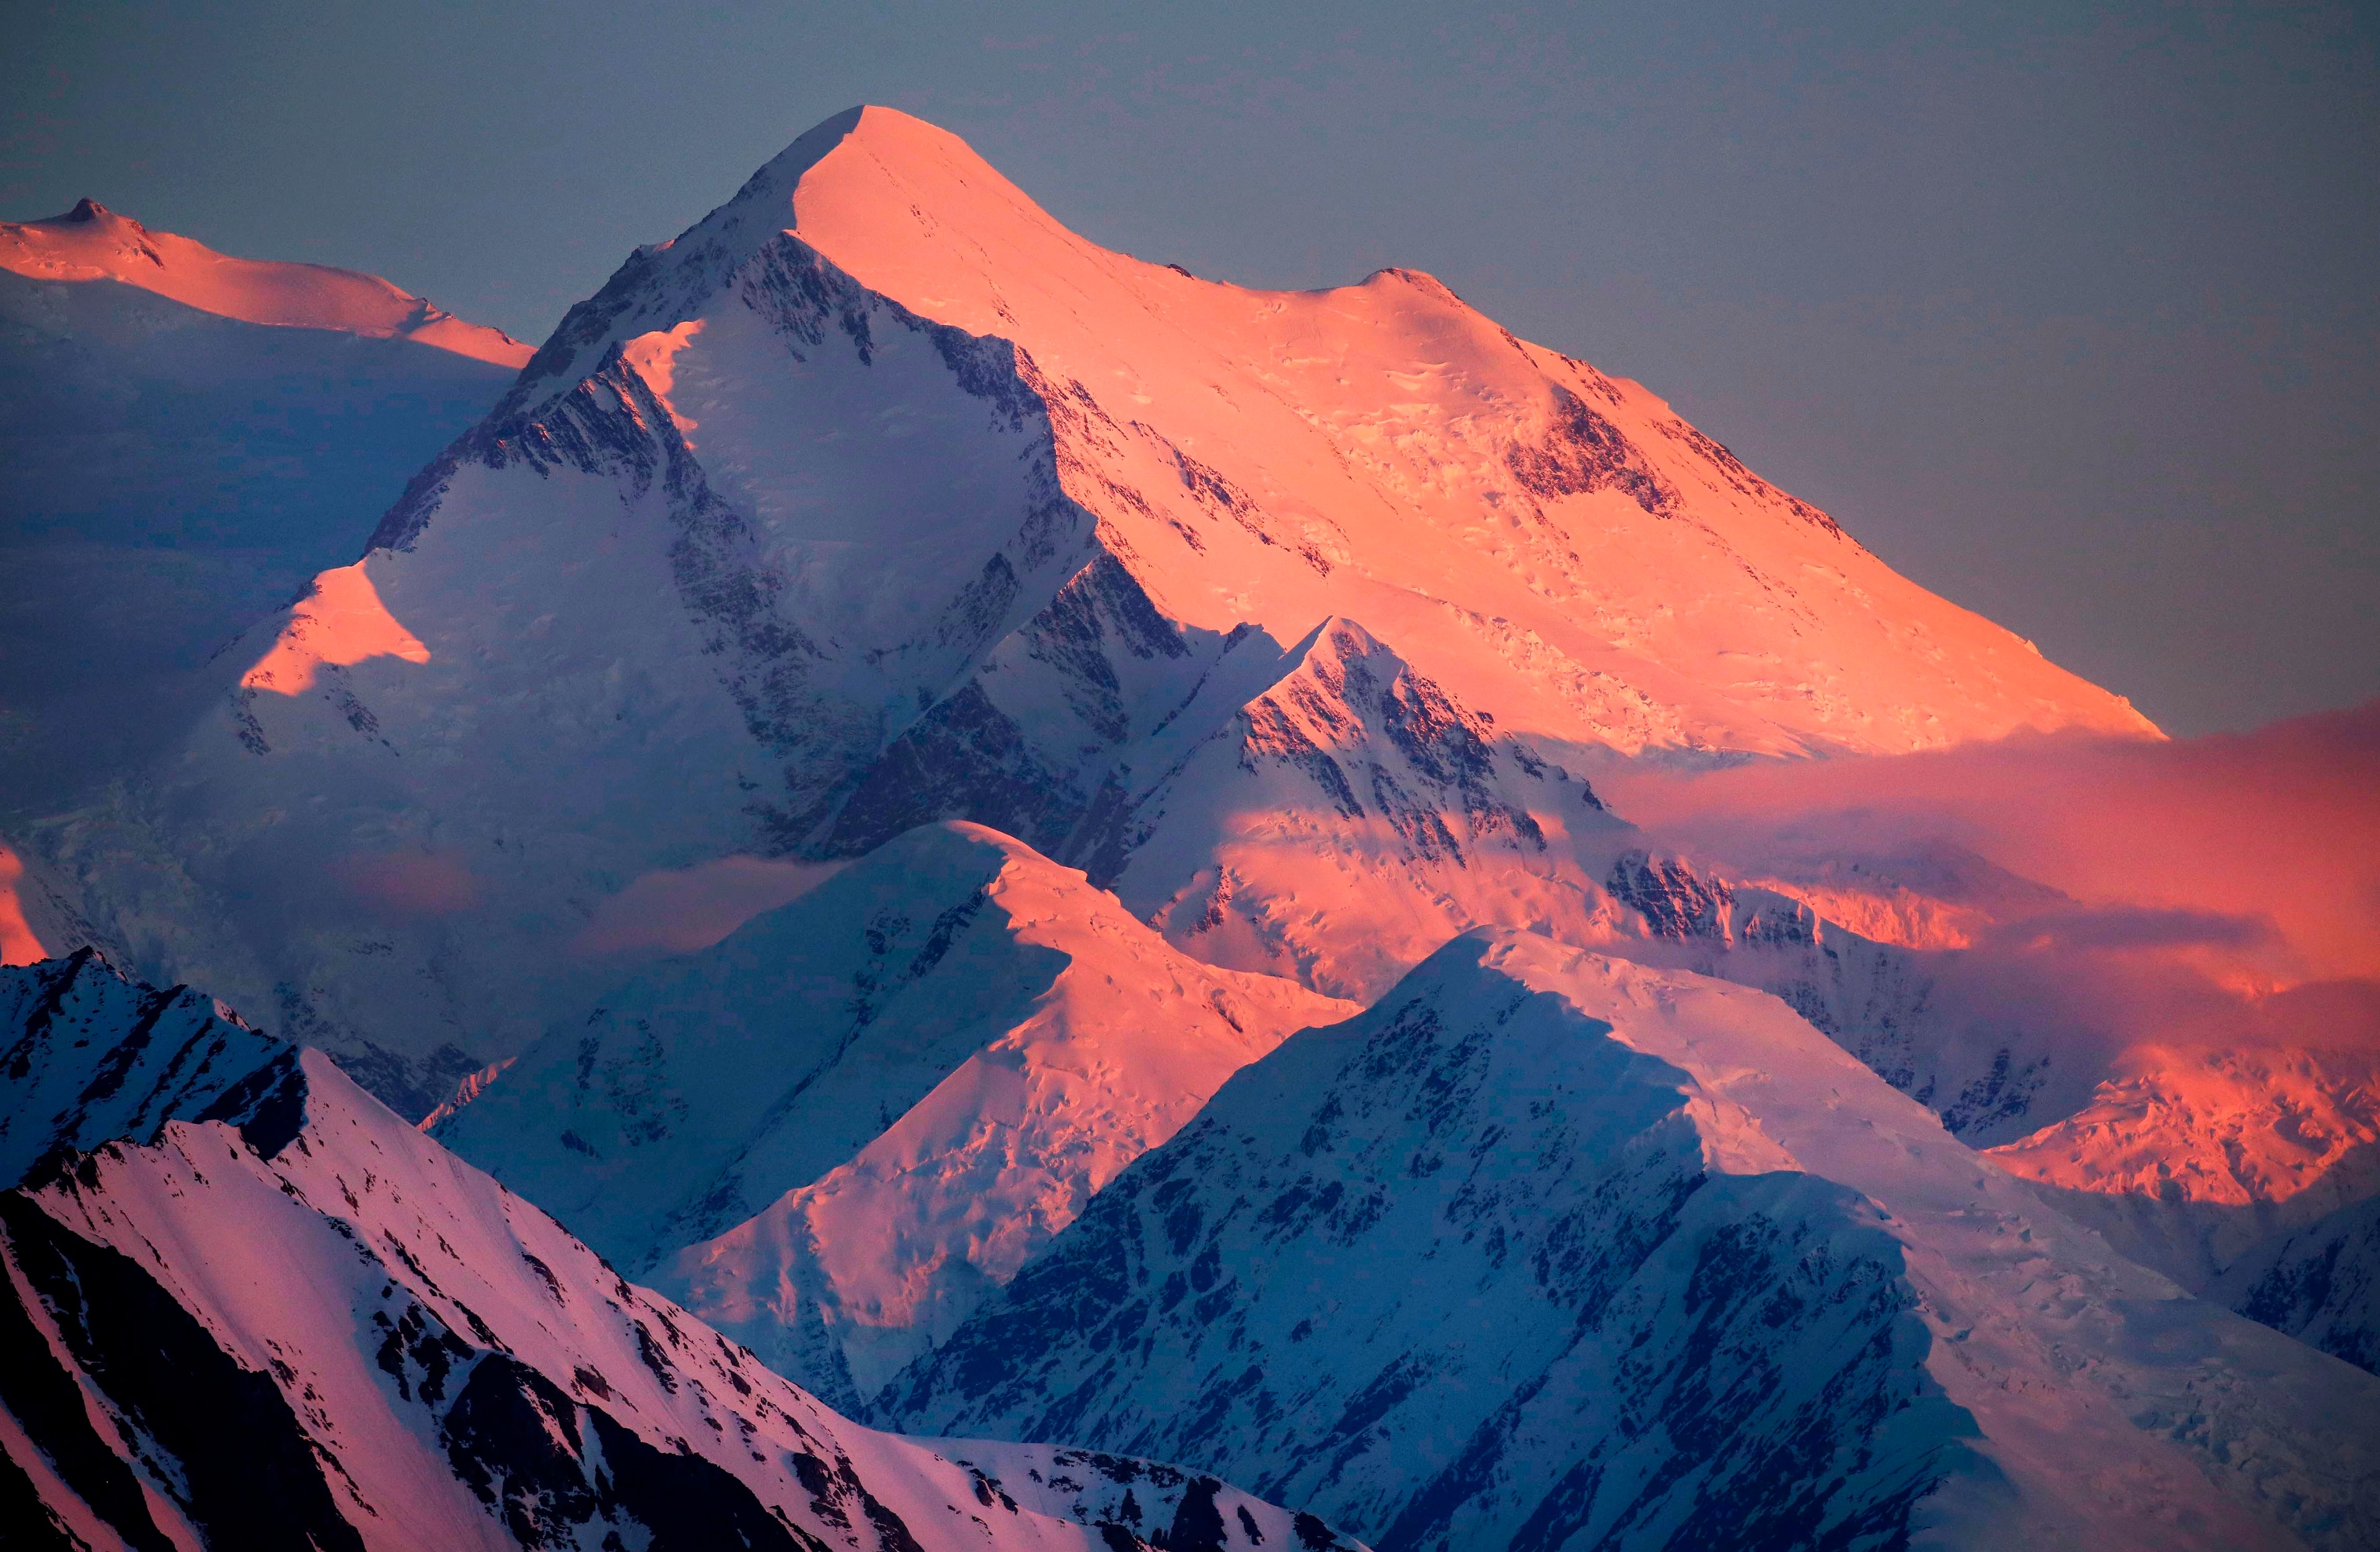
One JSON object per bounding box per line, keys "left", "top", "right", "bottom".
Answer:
{"left": 434, "top": 822, "right": 1352, "bottom": 1409}
{"left": 881, "top": 932, "right": 2380, "bottom": 1551}
{"left": 0, "top": 954, "right": 1367, "bottom": 1551}
{"left": 0, "top": 948, "right": 283, "bottom": 1188}
{"left": 1986, "top": 1045, "right": 2380, "bottom": 1287}
{"left": 0, "top": 203, "right": 524, "bottom": 814}
{"left": 768, "top": 108, "right": 2154, "bottom": 759}
{"left": 1591, "top": 849, "right": 2074, "bottom": 1144}
{"left": 1116, "top": 615, "right": 1628, "bottom": 1000}
{"left": 0, "top": 198, "right": 531, "bottom": 366}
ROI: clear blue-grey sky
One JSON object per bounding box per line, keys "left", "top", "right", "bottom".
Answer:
{"left": 6, "top": 1, "right": 2373, "bottom": 735}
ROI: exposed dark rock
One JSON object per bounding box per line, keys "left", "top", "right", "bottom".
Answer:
{"left": 0, "top": 1194, "right": 366, "bottom": 1551}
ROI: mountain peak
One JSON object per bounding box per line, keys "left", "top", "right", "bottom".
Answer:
{"left": 60, "top": 195, "right": 115, "bottom": 224}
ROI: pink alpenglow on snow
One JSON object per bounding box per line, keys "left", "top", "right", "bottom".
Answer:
{"left": 239, "top": 563, "right": 431, "bottom": 695}
{"left": 1597, "top": 699, "right": 2380, "bottom": 984}
{"left": 0, "top": 197, "right": 534, "bottom": 366}
{"left": 0, "top": 848, "right": 47, "bottom": 967}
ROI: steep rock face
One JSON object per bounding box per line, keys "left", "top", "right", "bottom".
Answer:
{"left": 0, "top": 955, "right": 1366, "bottom": 1552}
{"left": 28, "top": 106, "right": 2153, "bottom": 1110}
{"left": 881, "top": 933, "right": 2380, "bottom": 1551}
{"left": 432, "top": 822, "right": 1352, "bottom": 1409}
{"left": 2215, "top": 1193, "right": 2380, "bottom": 1377}
{"left": 1113, "top": 617, "right": 1629, "bottom": 1000}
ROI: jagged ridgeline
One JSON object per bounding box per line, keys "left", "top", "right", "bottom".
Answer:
{"left": 0, "top": 951, "right": 1369, "bottom": 1551}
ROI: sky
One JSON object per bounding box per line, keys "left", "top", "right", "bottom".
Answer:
{"left": 4, "top": 1, "right": 2373, "bottom": 736}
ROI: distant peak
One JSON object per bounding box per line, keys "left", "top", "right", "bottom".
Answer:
{"left": 29, "top": 197, "right": 143, "bottom": 235}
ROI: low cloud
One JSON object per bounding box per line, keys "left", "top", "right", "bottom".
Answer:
{"left": 1592, "top": 700, "right": 2380, "bottom": 1088}
{"left": 575, "top": 855, "right": 847, "bottom": 957}
{"left": 335, "top": 851, "right": 482, "bottom": 919}
{"left": 1979, "top": 903, "right": 2281, "bottom": 956}
{"left": 1600, "top": 699, "right": 2380, "bottom": 983}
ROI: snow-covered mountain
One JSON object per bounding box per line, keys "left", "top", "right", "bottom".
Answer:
{"left": 17, "top": 105, "right": 2161, "bottom": 1116}
{"left": 2215, "top": 1193, "right": 2380, "bottom": 1377}
{"left": 0, "top": 950, "right": 1367, "bottom": 1551}
{"left": 0, "top": 946, "right": 284, "bottom": 1186}
{"left": 1587, "top": 845, "right": 2083, "bottom": 1143}
{"left": 879, "top": 931, "right": 2380, "bottom": 1550}
{"left": 0, "top": 200, "right": 529, "bottom": 814}
{"left": 431, "top": 821, "right": 1352, "bottom": 1409}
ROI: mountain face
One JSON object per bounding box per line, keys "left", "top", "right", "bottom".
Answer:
{"left": 1586, "top": 847, "right": 2079, "bottom": 1145}
{"left": 0, "top": 950, "right": 1367, "bottom": 1552}
{"left": 0, "top": 201, "right": 529, "bottom": 815}
{"left": 2213, "top": 1193, "right": 2380, "bottom": 1377}
{"left": 1983, "top": 1043, "right": 2380, "bottom": 1289}
{"left": 20, "top": 106, "right": 2154, "bottom": 1117}
{"left": 879, "top": 932, "right": 2380, "bottom": 1552}
{"left": 6, "top": 103, "right": 2374, "bottom": 1552}
{"left": 431, "top": 822, "right": 1353, "bottom": 1409}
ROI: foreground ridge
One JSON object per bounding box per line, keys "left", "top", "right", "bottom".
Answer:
{"left": 0, "top": 953, "right": 1367, "bottom": 1551}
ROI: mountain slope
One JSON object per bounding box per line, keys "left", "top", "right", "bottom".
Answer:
{"left": 433, "top": 821, "right": 1352, "bottom": 1409}
{"left": 765, "top": 108, "right": 2153, "bottom": 763}
{"left": 0, "top": 201, "right": 527, "bottom": 813}
{"left": 880, "top": 931, "right": 2380, "bottom": 1551}
{"left": 0, "top": 950, "right": 1367, "bottom": 1552}
{"left": 1985, "top": 1043, "right": 2380, "bottom": 1289}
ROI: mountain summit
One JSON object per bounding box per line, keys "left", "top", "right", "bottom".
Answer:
{"left": 477, "top": 105, "right": 2151, "bottom": 759}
